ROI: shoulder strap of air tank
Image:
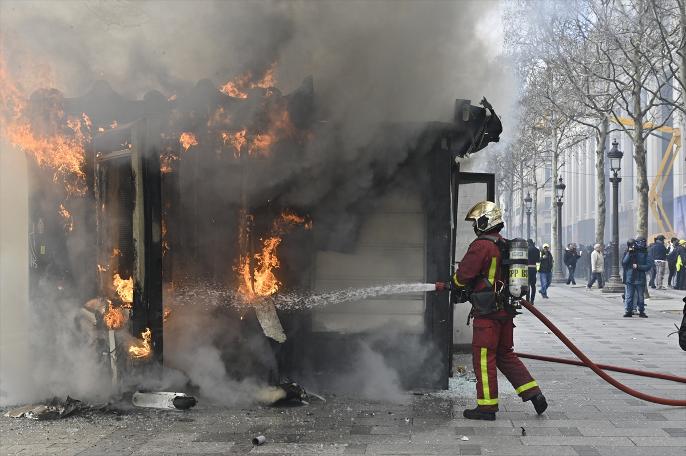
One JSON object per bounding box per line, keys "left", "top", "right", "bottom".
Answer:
{"left": 477, "top": 235, "right": 499, "bottom": 243}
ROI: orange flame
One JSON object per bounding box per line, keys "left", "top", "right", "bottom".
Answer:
{"left": 0, "top": 62, "right": 90, "bottom": 196}
{"left": 58, "top": 203, "right": 74, "bottom": 232}
{"left": 113, "top": 273, "right": 133, "bottom": 305}
{"left": 160, "top": 153, "right": 178, "bottom": 174}
{"left": 222, "top": 129, "right": 247, "bottom": 157}
{"left": 249, "top": 133, "right": 273, "bottom": 157}
{"left": 104, "top": 303, "right": 126, "bottom": 330}
{"left": 163, "top": 308, "right": 172, "bottom": 322}
{"left": 161, "top": 218, "right": 169, "bottom": 256}
{"left": 179, "top": 131, "right": 198, "bottom": 152}
{"left": 236, "top": 210, "right": 310, "bottom": 301}
{"left": 128, "top": 328, "right": 152, "bottom": 359}
{"left": 220, "top": 63, "right": 277, "bottom": 98}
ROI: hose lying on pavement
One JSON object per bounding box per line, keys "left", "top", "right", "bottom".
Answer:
{"left": 518, "top": 299, "right": 686, "bottom": 407}
{"left": 514, "top": 352, "right": 686, "bottom": 384}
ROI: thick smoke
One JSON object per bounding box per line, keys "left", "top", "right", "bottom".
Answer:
{"left": 1, "top": 0, "right": 512, "bottom": 125}
{"left": 0, "top": 0, "right": 512, "bottom": 405}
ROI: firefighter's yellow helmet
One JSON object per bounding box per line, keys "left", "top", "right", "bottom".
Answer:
{"left": 465, "top": 201, "right": 504, "bottom": 233}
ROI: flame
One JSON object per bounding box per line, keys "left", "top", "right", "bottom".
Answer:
{"left": 275, "top": 210, "right": 313, "bottom": 232}
{"left": 58, "top": 203, "right": 74, "bottom": 232}
{"left": 236, "top": 210, "right": 310, "bottom": 301}
{"left": 238, "top": 237, "right": 282, "bottom": 300}
{"left": 160, "top": 153, "right": 178, "bottom": 174}
{"left": 112, "top": 248, "right": 121, "bottom": 257}
{"left": 163, "top": 308, "right": 172, "bottom": 322}
{"left": 161, "top": 218, "right": 169, "bottom": 256}
{"left": 220, "top": 79, "right": 249, "bottom": 99}
{"left": 179, "top": 131, "right": 198, "bottom": 152}
{"left": 104, "top": 302, "right": 126, "bottom": 330}
{"left": 247, "top": 109, "right": 294, "bottom": 157}
{"left": 222, "top": 129, "right": 247, "bottom": 157}
{"left": 220, "top": 63, "right": 277, "bottom": 98}
{"left": 113, "top": 273, "right": 133, "bottom": 305}
{"left": 128, "top": 328, "right": 152, "bottom": 359}
{"left": 97, "top": 264, "right": 108, "bottom": 272}
{"left": 249, "top": 133, "right": 273, "bottom": 156}
{"left": 0, "top": 62, "right": 90, "bottom": 196}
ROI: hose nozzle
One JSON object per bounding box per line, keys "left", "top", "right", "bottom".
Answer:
{"left": 435, "top": 281, "right": 452, "bottom": 291}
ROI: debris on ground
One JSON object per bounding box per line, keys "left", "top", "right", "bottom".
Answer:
{"left": 252, "top": 435, "right": 267, "bottom": 445}
{"left": 132, "top": 391, "right": 197, "bottom": 410}
{"left": 255, "top": 381, "right": 310, "bottom": 405}
{"left": 4, "top": 397, "right": 83, "bottom": 420}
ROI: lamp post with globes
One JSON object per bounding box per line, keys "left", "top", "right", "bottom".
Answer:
{"left": 603, "top": 139, "right": 625, "bottom": 293}
{"left": 524, "top": 192, "right": 533, "bottom": 240}
{"left": 553, "top": 177, "right": 566, "bottom": 282}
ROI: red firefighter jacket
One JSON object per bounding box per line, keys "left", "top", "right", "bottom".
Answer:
{"left": 452, "top": 232, "right": 509, "bottom": 319}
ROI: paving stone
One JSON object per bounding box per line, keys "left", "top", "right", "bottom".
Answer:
{"left": 558, "top": 427, "right": 583, "bottom": 436}
{"left": 628, "top": 436, "right": 686, "bottom": 447}
{"left": 662, "top": 427, "right": 686, "bottom": 437}
{"left": 571, "top": 446, "right": 601, "bottom": 456}
{"left": 520, "top": 436, "right": 634, "bottom": 446}
{"left": 343, "top": 443, "right": 367, "bottom": 454}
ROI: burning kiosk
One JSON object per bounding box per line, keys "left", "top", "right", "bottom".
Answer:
{"left": 21, "top": 76, "right": 501, "bottom": 392}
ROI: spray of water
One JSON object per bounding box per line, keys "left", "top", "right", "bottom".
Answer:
{"left": 171, "top": 282, "right": 437, "bottom": 312}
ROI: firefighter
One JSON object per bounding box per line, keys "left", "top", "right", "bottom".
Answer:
{"left": 452, "top": 201, "right": 548, "bottom": 421}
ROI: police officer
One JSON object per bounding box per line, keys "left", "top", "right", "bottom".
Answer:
{"left": 452, "top": 201, "right": 547, "bottom": 421}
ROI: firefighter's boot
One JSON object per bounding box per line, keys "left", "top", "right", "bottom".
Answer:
{"left": 462, "top": 407, "right": 496, "bottom": 421}
{"left": 528, "top": 393, "right": 548, "bottom": 415}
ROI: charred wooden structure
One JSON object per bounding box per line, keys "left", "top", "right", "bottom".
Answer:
{"left": 27, "top": 77, "right": 501, "bottom": 390}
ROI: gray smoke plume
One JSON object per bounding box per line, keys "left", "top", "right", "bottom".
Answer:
{"left": 0, "top": 0, "right": 512, "bottom": 405}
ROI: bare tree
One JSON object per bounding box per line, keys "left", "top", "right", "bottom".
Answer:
{"left": 574, "top": 0, "right": 677, "bottom": 238}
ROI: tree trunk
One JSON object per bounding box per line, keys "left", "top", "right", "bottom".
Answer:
{"left": 595, "top": 118, "right": 608, "bottom": 245}
{"left": 519, "top": 162, "right": 525, "bottom": 238}
{"left": 633, "top": 79, "right": 649, "bottom": 239}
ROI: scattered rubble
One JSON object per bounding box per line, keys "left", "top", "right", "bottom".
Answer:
{"left": 4, "top": 397, "right": 83, "bottom": 420}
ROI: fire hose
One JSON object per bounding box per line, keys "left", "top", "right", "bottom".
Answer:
{"left": 517, "top": 299, "right": 686, "bottom": 407}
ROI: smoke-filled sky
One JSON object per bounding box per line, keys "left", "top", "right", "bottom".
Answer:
{"left": 1, "top": 0, "right": 514, "bottom": 130}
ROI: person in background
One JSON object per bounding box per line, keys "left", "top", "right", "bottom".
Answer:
{"left": 527, "top": 239, "right": 540, "bottom": 303}
{"left": 623, "top": 238, "right": 652, "bottom": 318}
{"left": 587, "top": 243, "right": 604, "bottom": 289}
{"left": 650, "top": 235, "right": 667, "bottom": 289}
{"left": 538, "top": 244, "right": 553, "bottom": 299}
{"left": 621, "top": 239, "right": 635, "bottom": 311}
{"left": 677, "top": 240, "right": 686, "bottom": 290}
{"left": 564, "top": 243, "right": 581, "bottom": 285}
{"left": 668, "top": 237, "right": 680, "bottom": 288}
{"left": 585, "top": 244, "right": 594, "bottom": 281}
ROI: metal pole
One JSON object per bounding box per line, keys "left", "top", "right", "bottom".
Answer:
{"left": 526, "top": 210, "right": 531, "bottom": 240}
{"left": 553, "top": 200, "right": 566, "bottom": 282}
{"left": 603, "top": 174, "right": 624, "bottom": 293}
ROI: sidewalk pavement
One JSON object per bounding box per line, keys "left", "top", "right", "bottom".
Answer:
{"left": 1, "top": 286, "right": 684, "bottom": 455}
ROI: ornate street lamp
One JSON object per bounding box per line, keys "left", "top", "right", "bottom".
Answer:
{"left": 603, "top": 139, "right": 624, "bottom": 293}
{"left": 553, "top": 177, "right": 566, "bottom": 282}
{"left": 524, "top": 192, "right": 533, "bottom": 240}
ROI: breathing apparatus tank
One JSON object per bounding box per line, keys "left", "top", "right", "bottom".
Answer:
{"left": 507, "top": 238, "right": 529, "bottom": 298}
